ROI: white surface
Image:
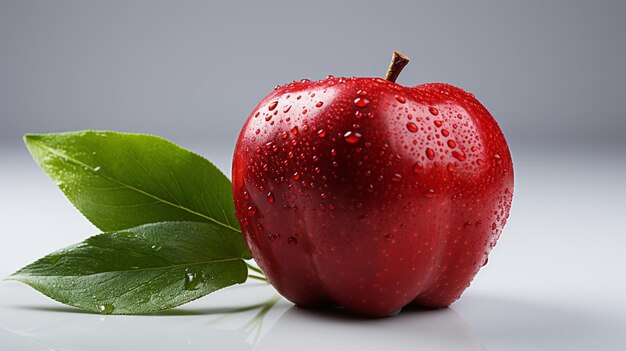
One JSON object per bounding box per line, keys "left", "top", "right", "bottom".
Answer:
{"left": 1, "top": 144, "right": 625, "bottom": 350}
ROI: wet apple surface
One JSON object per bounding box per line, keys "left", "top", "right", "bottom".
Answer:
{"left": 232, "top": 64, "right": 513, "bottom": 317}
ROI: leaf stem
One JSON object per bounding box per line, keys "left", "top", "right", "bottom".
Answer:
{"left": 226, "top": 296, "right": 279, "bottom": 314}
{"left": 246, "top": 263, "right": 264, "bottom": 275}
{"left": 248, "top": 274, "right": 268, "bottom": 283}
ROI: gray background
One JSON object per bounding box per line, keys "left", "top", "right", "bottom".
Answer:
{"left": 1, "top": 1, "right": 626, "bottom": 350}
{"left": 1, "top": 0, "right": 625, "bottom": 151}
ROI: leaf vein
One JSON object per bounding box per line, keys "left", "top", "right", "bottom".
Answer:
{"left": 29, "top": 139, "right": 240, "bottom": 233}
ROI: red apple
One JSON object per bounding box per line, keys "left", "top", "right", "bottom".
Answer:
{"left": 232, "top": 52, "right": 513, "bottom": 317}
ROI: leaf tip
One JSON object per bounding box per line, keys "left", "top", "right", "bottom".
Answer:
{"left": 23, "top": 133, "right": 39, "bottom": 144}
{"left": 23, "top": 134, "right": 47, "bottom": 153}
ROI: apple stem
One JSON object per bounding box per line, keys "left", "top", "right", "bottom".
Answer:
{"left": 385, "top": 51, "right": 410, "bottom": 83}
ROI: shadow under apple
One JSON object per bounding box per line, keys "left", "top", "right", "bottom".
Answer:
{"left": 257, "top": 293, "right": 620, "bottom": 351}
{"left": 1, "top": 290, "right": 618, "bottom": 351}
{"left": 256, "top": 304, "right": 484, "bottom": 351}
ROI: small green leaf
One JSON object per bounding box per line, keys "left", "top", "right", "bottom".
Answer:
{"left": 24, "top": 131, "right": 240, "bottom": 236}
{"left": 7, "top": 222, "right": 249, "bottom": 314}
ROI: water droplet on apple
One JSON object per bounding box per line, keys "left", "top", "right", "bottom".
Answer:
{"left": 413, "top": 162, "right": 423, "bottom": 173}
{"left": 357, "top": 89, "right": 368, "bottom": 96}
{"left": 287, "top": 236, "right": 298, "bottom": 246}
{"left": 447, "top": 140, "right": 456, "bottom": 148}
{"left": 354, "top": 97, "right": 369, "bottom": 107}
{"left": 247, "top": 206, "right": 257, "bottom": 216}
{"left": 268, "top": 101, "right": 278, "bottom": 111}
{"left": 266, "top": 192, "right": 275, "bottom": 204}
{"left": 344, "top": 131, "right": 362, "bottom": 144}
{"left": 406, "top": 122, "right": 418, "bottom": 133}
{"left": 424, "top": 188, "right": 436, "bottom": 198}
{"left": 290, "top": 126, "right": 298, "bottom": 135}
{"left": 293, "top": 172, "right": 301, "bottom": 180}
{"left": 434, "top": 120, "right": 442, "bottom": 127}
{"left": 452, "top": 150, "right": 466, "bottom": 161}
{"left": 317, "top": 129, "right": 327, "bottom": 138}
{"left": 426, "top": 148, "right": 435, "bottom": 160}
{"left": 268, "top": 233, "right": 280, "bottom": 241}
{"left": 242, "top": 191, "right": 249, "bottom": 200}
{"left": 395, "top": 95, "right": 406, "bottom": 103}
{"left": 428, "top": 106, "right": 439, "bottom": 116}
{"left": 391, "top": 173, "right": 402, "bottom": 182}
{"left": 494, "top": 153, "right": 502, "bottom": 165}
{"left": 316, "top": 101, "right": 324, "bottom": 108}
{"left": 441, "top": 129, "right": 450, "bottom": 137}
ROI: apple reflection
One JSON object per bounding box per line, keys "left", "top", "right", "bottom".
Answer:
{"left": 256, "top": 305, "right": 483, "bottom": 351}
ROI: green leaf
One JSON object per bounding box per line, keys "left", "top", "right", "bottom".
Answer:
{"left": 7, "top": 222, "right": 249, "bottom": 314}
{"left": 24, "top": 131, "right": 240, "bottom": 235}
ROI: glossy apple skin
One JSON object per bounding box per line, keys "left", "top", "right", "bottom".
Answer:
{"left": 232, "top": 77, "right": 513, "bottom": 317}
